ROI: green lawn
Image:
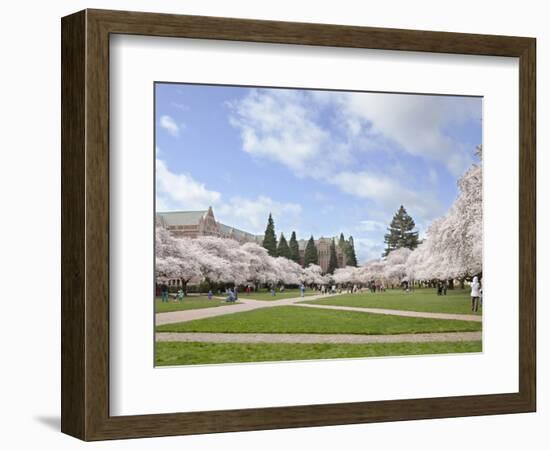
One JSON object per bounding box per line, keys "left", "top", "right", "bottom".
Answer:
{"left": 156, "top": 340, "right": 482, "bottom": 366}
{"left": 155, "top": 296, "right": 239, "bottom": 313}
{"left": 301, "top": 288, "right": 482, "bottom": 315}
{"left": 156, "top": 305, "right": 482, "bottom": 334}
{"left": 244, "top": 288, "right": 316, "bottom": 301}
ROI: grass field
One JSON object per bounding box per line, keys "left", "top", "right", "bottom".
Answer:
{"left": 243, "top": 288, "right": 317, "bottom": 301}
{"left": 301, "top": 288, "right": 482, "bottom": 315}
{"left": 155, "top": 296, "right": 240, "bottom": 313}
{"left": 155, "top": 340, "right": 482, "bottom": 366}
{"left": 156, "top": 305, "right": 482, "bottom": 335}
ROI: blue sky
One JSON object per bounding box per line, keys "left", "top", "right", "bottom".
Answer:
{"left": 155, "top": 83, "right": 482, "bottom": 263}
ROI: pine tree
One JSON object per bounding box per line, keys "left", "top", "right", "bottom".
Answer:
{"left": 303, "top": 236, "right": 318, "bottom": 267}
{"left": 383, "top": 205, "right": 419, "bottom": 256}
{"left": 289, "top": 231, "right": 300, "bottom": 264}
{"left": 327, "top": 239, "right": 338, "bottom": 274}
{"left": 262, "top": 213, "right": 278, "bottom": 257}
{"left": 338, "top": 232, "right": 347, "bottom": 250}
{"left": 345, "top": 236, "right": 358, "bottom": 266}
{"left": 277, "top": 233, "right": 291, "bottom": 259}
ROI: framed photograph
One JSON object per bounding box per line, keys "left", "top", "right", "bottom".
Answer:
{"left": 61, "top": 9, "right": 536, "bottom": 440}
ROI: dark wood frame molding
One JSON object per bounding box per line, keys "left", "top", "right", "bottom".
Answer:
{"left": 61, "top": 9, "right": 536, "bottom": 441}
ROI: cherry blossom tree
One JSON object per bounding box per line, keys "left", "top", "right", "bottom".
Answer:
{"left": 405, "top": 148, "right": 482, "bottom": 283}
{"left": 332, "top": 266, "right": 362, "bottom": 285}
{"left": 274, "top": 257, "right": 303, "bottom": 285}
{"left": 383, "top": 247, "right": 412, "bottom": 284}
{"left": 241, "top": 242, "right": 279, "bottom": 287}
{"left": 301, "top": 264, "right": 326, "bottom": 286}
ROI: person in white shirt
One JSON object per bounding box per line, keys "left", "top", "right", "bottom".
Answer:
{"left": 470, "top": 276, "right": 481, "bottom": 312}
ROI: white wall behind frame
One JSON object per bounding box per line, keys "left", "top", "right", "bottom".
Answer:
{"left": 2, "top": 1, "right": 547, "bottom": 449}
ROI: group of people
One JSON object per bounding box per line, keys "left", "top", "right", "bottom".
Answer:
{"left": 160, "top": 283, "right": 188, "bottom": 302}
{"left": 161, "top": 277, "right": 483, "bottom": 312}
{"left": 368, "top": 281, "right": 386, "bottom": 293}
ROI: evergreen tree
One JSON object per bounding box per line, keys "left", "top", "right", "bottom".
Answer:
{"left": 345, "top": 236, "right": 358, "bottom": 267}
{"left": 383, "top": 205, "right": 419, "bottom": 256}
{"left": 289, "top": 231, "right": 301, "bottom": 264}
{"left": 262, "top": 213, "right": 278, "bottom": 257}
{"left": 303, "top": 236, "right": 318, "bottom": 267}
{"left": 327, "top": 239, "right": 338, "bottom": 274}
{"left": 338, "top": 232, "right": 347, "bottom": 250}
{"left": 277, "top": 233, "right": 291, "bottom": 259}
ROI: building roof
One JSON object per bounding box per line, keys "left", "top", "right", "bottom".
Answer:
{"left": 156, "top": 209, "right": 263, "bottom": 242}
{"left": 156, "top": 210, "right": 207, "bottom": 227}
{"left": 218, "top": 223, "right": 262, "bottom": 242}
{"left": 157, "top": 209, "right": 338, "bottom": 249}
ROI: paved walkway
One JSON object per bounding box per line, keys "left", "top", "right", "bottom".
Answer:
{"left": 156, "top": 331, "right": 482, "bottom": 344}
{"left": 155, "top": 293, "right": 340, "bottom": 325}
{"left": 156, "top": 293, "right": 482, "bottom": 325}
{"left": 295, "top": 303, "right": 483, "bottom": 322}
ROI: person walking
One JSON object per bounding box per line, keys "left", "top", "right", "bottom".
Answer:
{"left": 207, "top": 289, "right": 213, "bottom": 300}
{"left": 470, "top": 276, "right": 481, "bottom": 312}
{"left": 161, "top": 283, "right": 169, "bottom": 303}
{"left": 299, "top": 283, "right": 305, "bottom": 298}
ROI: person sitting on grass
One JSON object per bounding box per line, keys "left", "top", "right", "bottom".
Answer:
{"left": 225, "top": 288, "right": 236, "bottom": 303}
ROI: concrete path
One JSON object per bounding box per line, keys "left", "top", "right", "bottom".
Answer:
{"left": 156, "top": 331, "right": 482, "bottom": 344}
{"left": 156, "top": 292, "right": 482, "bottom": 325}
{"left": 295, "top": 303, "right": 483, "bottom": 322}
{"left": 155, "top": 293, "right": 341, "bottom": 325}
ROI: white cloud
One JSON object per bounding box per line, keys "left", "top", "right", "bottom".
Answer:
{"left": 333, "top": 92, "right": 481, "bottom": 176}
{"left": 229, "top": 89, "right": 480, "bottom": 178}
{"left": 228, "top": 89, "right": 350, "bottom": 177}
{"left": 357, "top": 219, "right": 386, "bottom": 232}
{"left": 156, "top": 159, "right": 220, "bottom": 210}
{"left": 352, "top": 237, "right": 386, "bottom": 264}
{"left": 217, "top": 195, "right": 302, "bottom": 234}
{"left": 330, "top": 170, "right": 443, "bottom": 223}
{"left": 159, "top": 114, "right": 181, "bottom": 137}
{"left": 156, "top": 157, "right": 302, "bottom": 234}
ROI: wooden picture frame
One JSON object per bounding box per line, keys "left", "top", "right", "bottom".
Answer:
{"left": 61, "top": 8, "right": 536, "bottom": 441}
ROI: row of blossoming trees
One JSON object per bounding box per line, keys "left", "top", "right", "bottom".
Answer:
{"left": 156, "top": 225, "right": 327, "bottom": 290}
{"left": 156, "top": 149, "right": 482, "bottom": 291}
{"left": 333, "top": 148, "right": 482, "bottom": 287}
